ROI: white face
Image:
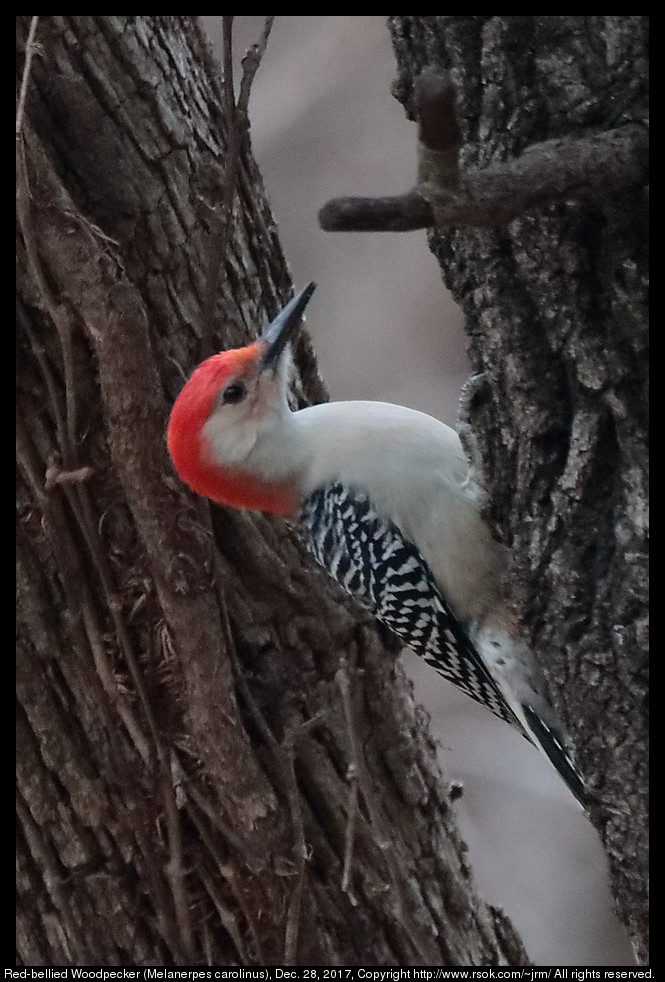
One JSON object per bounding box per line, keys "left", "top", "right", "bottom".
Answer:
{"left": 202, "top": 348, "right": 293, "bottom": 470}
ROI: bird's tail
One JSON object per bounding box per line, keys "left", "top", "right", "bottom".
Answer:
{"left": 521, "top": 704, "right": 588, "bottom": 808}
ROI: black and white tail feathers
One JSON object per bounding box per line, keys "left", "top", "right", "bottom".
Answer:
{"left": 301, "top": 482, "right": 587, "bottom": 808}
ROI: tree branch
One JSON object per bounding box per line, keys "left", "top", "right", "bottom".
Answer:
{"left": 320, "top": 69, "right": 648, "bottom": 233}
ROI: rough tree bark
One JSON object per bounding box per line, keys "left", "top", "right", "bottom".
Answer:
{"left": 387, "top": 15, "right": 648, "bottom": 963}
{"left": 16, "top": 17, "right": 532, "bottom": 967}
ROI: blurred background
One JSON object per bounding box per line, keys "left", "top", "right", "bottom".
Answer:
{"left": 201, "top": 16, "right": 634, "bottom": 967}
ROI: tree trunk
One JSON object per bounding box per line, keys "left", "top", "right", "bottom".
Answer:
{"left": 389, "top": 15, "right": 648, "bottom": 963}
{"left": 16, "top": 17, "right": 530, "bottom": 967}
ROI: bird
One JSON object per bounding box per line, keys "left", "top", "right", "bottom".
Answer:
{"left": 167, "top": 282, "right": 587, "bottom": 807}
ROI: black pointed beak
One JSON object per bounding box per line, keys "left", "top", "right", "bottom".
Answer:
{"left": 260, "top": 282, "right": 316, "bottom": 372}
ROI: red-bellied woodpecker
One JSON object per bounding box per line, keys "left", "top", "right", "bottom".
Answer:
{"left": 168, "top": 283, "right": 587, "bottom": 807}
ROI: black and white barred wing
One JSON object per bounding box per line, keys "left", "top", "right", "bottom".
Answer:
{"left": 300, "top": 482, "right": 519, "bottom": 729}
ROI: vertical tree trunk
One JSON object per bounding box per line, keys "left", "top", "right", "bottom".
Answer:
{"left": 17, "top": 17, "right": 531, "bottom": 967}
{"left": 389, "top": 15, "right": 648, "bottom": 963}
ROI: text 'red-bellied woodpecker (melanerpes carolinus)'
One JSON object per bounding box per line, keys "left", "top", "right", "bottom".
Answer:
{"left": 167, "top": 283, "right": 587, "bottom": 807}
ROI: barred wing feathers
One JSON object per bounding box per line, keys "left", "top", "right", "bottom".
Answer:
{"left": 300, "top": 482, "right": 519, "bottom": 729}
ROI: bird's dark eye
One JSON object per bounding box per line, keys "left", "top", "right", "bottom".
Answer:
{"left": 222, "top": 381, "right": 248, "bottom": 405}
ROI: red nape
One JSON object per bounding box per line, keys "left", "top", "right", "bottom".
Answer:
{"left": 190, "top": 463, "right": 300, "bottom": 518}
{"left": 170, "top": 434, "right": 300, "bottom": 516}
